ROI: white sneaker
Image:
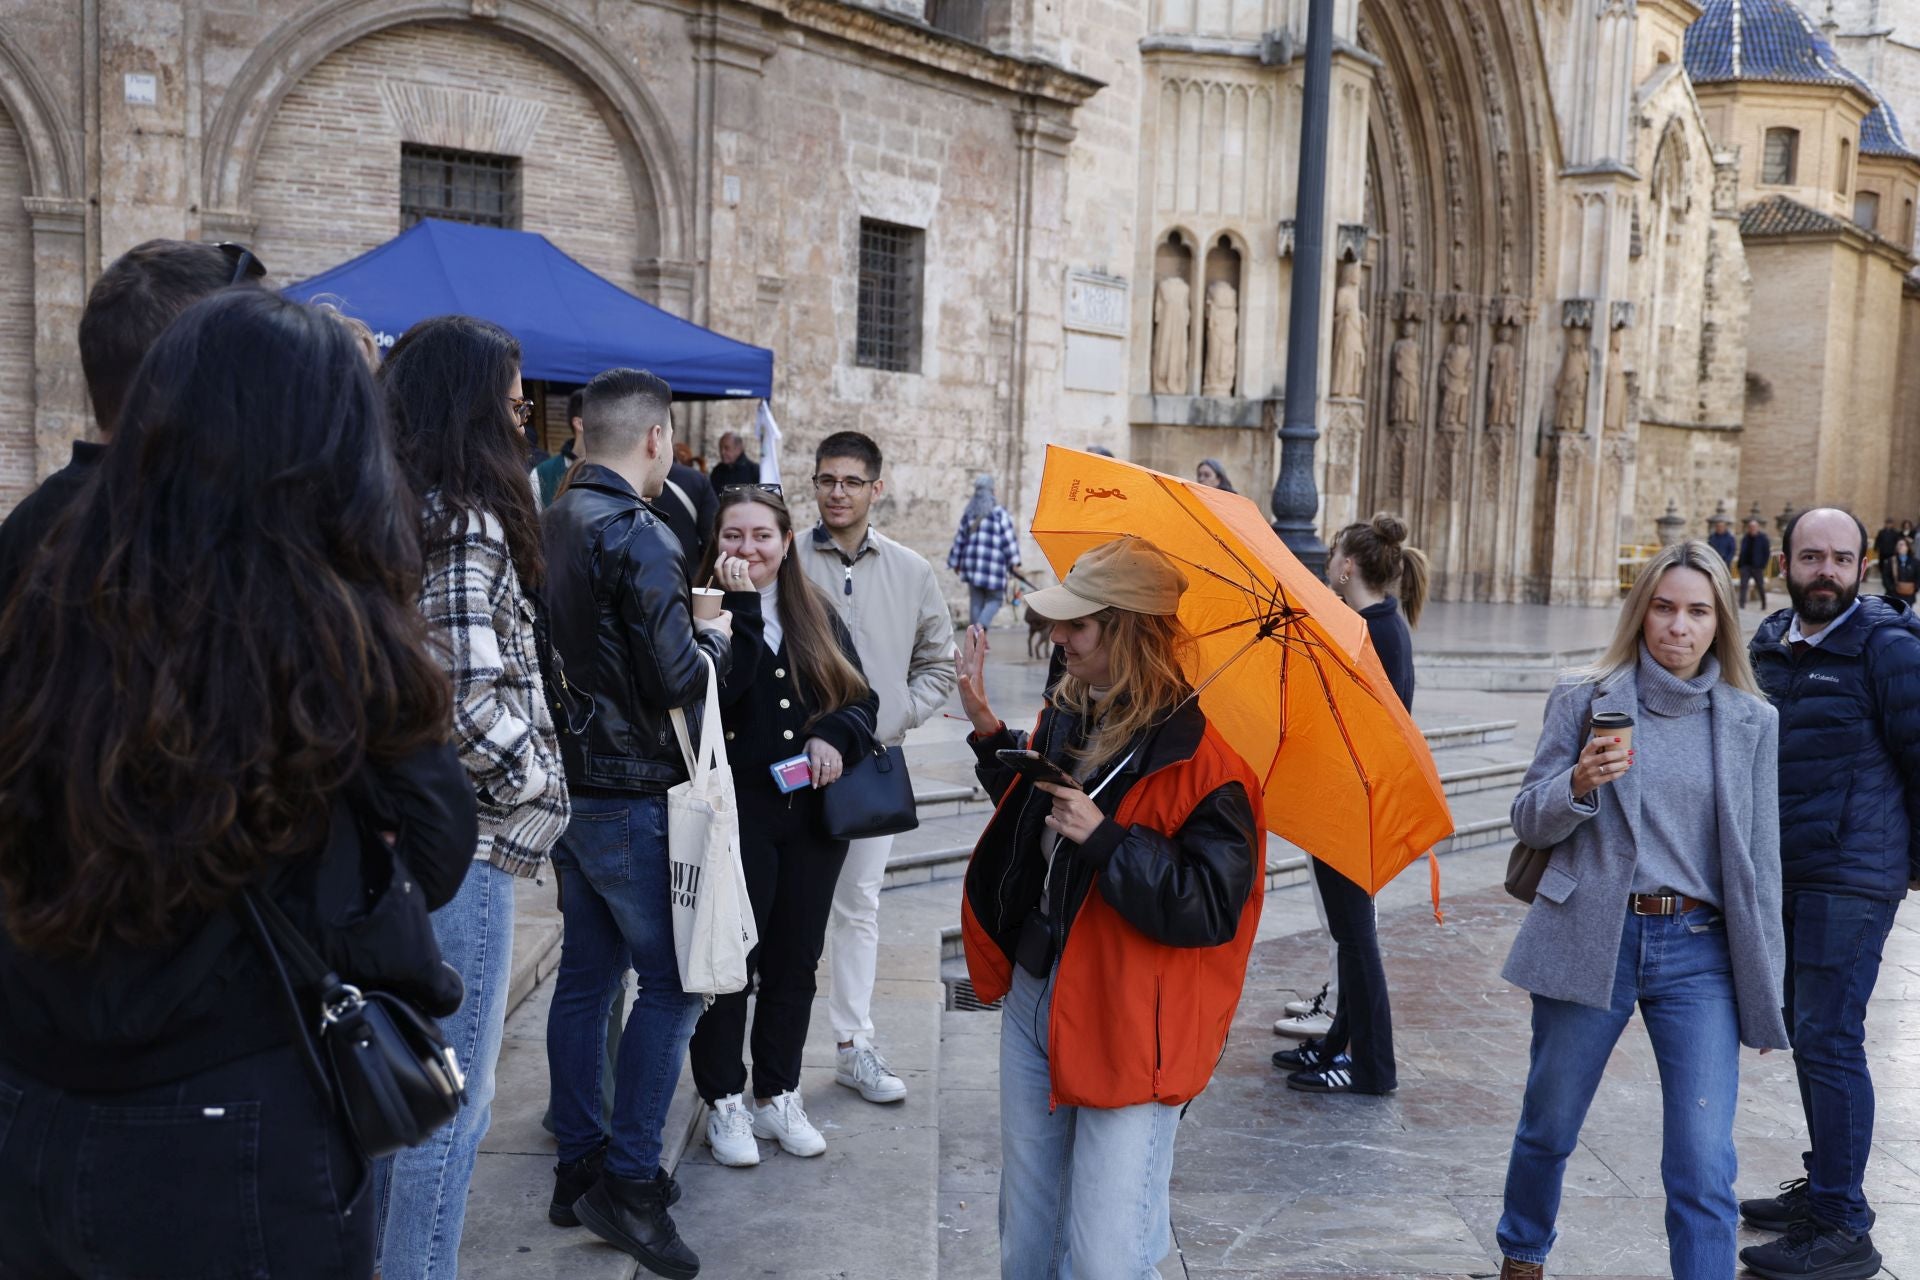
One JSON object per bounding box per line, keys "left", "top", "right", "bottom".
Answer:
{"left": 1283, "top": 984, "right": 1330, "bottom": 1018}
{"left": 705, "top": 1093, "right": 761, "bottom": 1167}
{"left": 752, "top": 1089, "right": 827, "bottom": 1157}
{"left": 836, "top": 1037, "right": 908, "bottom": 1104}
{"left": 1272, "top": 1010, "right": 1334, "bottom": 1039}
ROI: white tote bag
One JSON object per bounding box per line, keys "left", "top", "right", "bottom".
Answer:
{"left": 666, "top": 652, "right": 756, "bottom": 997}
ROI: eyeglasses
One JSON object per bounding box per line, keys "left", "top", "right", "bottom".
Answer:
{"left": 215, "top": 242, "right": 267, "bottom": 286}
{"left": 722, "top": 482, "right": 785, "bottom": 499}
{"left": 813, "top": 474, "right": 872, "bottom": 494}
{"left": 509, "top": 396, "right": 533, "bottom": 427}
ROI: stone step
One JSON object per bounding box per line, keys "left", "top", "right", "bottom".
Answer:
{"left": 1414, "top": 647, "right": 1604, "bottom": 692}
{"left": 1440, "top": 759, "right": 1529, "bottom": 796}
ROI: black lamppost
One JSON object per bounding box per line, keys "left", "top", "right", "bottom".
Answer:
{"left": 1270, "top": 0, "right": 1335, "bottom": 579}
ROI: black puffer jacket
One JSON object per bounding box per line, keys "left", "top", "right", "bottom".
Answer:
{"left": 542, "top": 464, "right": 732, "bottom": 793}
{"left": 1752, "top": 594, "right": 1920, "bottom": 899}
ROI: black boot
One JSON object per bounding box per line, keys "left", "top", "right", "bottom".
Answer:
{"left": 575, "top": 1169, "right": 699, "bottom": 1279}
{"left": 549, "top": 1141, "right": 605, "bottom": 1227}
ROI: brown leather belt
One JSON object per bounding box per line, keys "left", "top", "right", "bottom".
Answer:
{"left": 1629, "top": 892, "right": 1707, "bottom": 916}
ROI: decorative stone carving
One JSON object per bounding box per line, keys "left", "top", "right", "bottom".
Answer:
{"left": 1562, "top": 298, "right": 1596, "bottom": 330}
{"left": 1389, "top": 319, "right": 1422, "bottom": 431}
{"left": 1485, "top": 423, "right": 1513, "bottom": 492}
{"left": 1435, "top": 432, "right": 1461, "bottom": 501}
{"left": 1151, "top": 275, "right": 1191, "bottom": 395}
{"left": 1438, "top": 324, "right": 1473, "bottom": 431}
{"left": 1388, "top": 426, "right": 1415, "bottom": 498}
{"left": 1713, "top": 153, "right": 1740, "bottom": 214}
{"left": 1603, "top": 327, "right": 1630, "bottom": 436}
{"left": 1337, "top": 223, "right": 1370, "bottom": 263}
{"left": 1201, "top": 280, "right": 1238, "bottom": 398}
{"left": 1554, "top": 327, "right": 1593, "bottom": 434}
{"left": 1330, "top": 261, "right": 1368, "bottom": 399}
{"left": 1276, "top": 220, "right": 1295, "bottom": 259}
{"left": 1487, "top": 327, "right": 1519, "bottom": 430}
{"left": 1611, "top": 300, "right": 1636, "bottom": 330}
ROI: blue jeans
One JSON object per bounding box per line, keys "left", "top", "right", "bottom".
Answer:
{"left": 998, "top": 966, "right": 1181, "bottom": 1279}
{"left": 970, "top": 586, "right": 1004, "bottom": 630}
{"left": 1784, "top": 889, "right": 1898, "bottom": 1235}
{"left": 373, "top": 860, "right": 515, "bottom": 1280}
{"left": 1499, "top": 907, "right": 1741, "bottom": 1279}
{"left": 546, "top": 792, "right": 702, "bottom": 1181}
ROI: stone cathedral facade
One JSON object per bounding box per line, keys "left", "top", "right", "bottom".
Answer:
{"left": 0, "top": 0, "right": 1915, "bottom": 605}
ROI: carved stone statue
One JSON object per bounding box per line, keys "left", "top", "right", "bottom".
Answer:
{"left": 1201, "top": 280, "right": 1239, "bottom": 398}
{"left": 1389, "top": 320, "right": 1422, "bottom": 430}
{"left": 1487, "top": 328, "right": 1519, "bottom": 430}
{"left": 1603, "top": 326, "right": 1630, "bottom": 436}
{"left": 1553, "top": 328, "right": 1592, "bottom": 434}
{"left": 1330, "top": 262, "right": 1367, "bottom": 399}
{"left": 1151, "top": 275, "right": 1191, "bottom": 395}
{"left": 1439, "top": 324, "right": 1473, "bottom": 430}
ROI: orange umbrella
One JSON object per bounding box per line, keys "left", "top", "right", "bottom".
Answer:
{"left": 1028, "top": 446, "right": 1453, "bottom": 904}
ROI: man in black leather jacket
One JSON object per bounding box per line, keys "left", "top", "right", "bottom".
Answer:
{"left": 539, "top": 367, "right": 746, "bottom": 1276}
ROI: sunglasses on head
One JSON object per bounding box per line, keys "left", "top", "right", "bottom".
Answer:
{"left": 721, "top": 482, "right": 784, "bottom": 499}
{"left": 214, "top": 242, "right": 268, "bottom": 286}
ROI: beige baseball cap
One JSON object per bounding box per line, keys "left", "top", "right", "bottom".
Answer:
{"left": 1023, "top": 536, "right": 1189, "bottom": 621}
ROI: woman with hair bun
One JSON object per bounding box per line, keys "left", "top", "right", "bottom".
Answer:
{"left": 1274, "top": 512, "right": 1428, "bottom": 1095}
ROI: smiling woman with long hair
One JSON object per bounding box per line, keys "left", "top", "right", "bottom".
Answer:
{"left": 372, "top": 314, "right": 572, "bottom": 1276}
{"left": 687, "top": 486, "right": 879, "bottom": 1167}
{"left": 0, "top": 289, "right": 475, "bottom": 1278}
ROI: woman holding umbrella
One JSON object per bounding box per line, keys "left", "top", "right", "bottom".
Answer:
{"left": 1495, "top": 540, "right": 1784, "bottom": 1280}
{"left": 954, "top": 535, "right": 1266, "bottom": 1279}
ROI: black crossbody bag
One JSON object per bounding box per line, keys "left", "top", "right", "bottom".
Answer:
{"left": 240, "top": 886, "right": 467, "bottom": 1159}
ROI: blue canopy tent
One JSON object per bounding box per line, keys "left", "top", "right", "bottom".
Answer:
{"left": 283, "top": 219, "right": 773, "bottom": 400}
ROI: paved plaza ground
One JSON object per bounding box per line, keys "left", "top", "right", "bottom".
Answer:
{"left": 463, "top": 598, "right": 1920, "bottom": 1279}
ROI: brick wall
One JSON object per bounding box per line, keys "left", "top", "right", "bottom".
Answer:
{"left": 1738, "top": 240, "right": 1837, "bottom": 520}
{"left": 0, "top": 105, "right": 35, "bottom": 515}
{"left": 250, "top": 23, "right": 645, "bottom": 295}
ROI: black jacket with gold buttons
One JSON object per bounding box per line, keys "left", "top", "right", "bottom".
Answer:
{"left": 716, "top": 586, "right": 878, "bottom": 793}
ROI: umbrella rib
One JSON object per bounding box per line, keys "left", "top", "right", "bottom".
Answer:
{"left": 1149, "top": 474, "right": 1271, "bottom": 596}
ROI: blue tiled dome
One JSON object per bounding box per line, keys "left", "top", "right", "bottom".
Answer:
{"left": 1859, "top": 96, "right": 1919, "bottom": 160}
{"left": 1685, "top": 0, "right": 1854, "bottom": 87}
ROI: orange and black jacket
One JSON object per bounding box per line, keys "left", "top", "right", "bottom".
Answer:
{"left": 959, "top": 695, "right": 1264, "bottom": 1109}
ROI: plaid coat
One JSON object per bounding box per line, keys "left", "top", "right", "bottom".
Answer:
{"left": 946, "top": 506, "right": 1021, "bottom": 593}
{"left": 419, "top": 501, "right": 570, "bottom": 877}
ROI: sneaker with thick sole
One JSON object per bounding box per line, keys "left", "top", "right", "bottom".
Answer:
{"left": 1742, "top": 1177, "right": 1812, "bottom": 1232}
{"left": 836, "top": 1037, "right": 908, "bottom": 1104}
{"left": 1283, "top": 984, "right": 1330, "bottom": 1018}
{"left": 753, "top": 1089, "right": 827, "bottom": 1157}
{"left": 1740, "top": 1219, "right": 1882, "bottom": 1280}
{"left": 705, "top": 1094, "right": 761, "bottom": 1168}
{"left": 574, "top": 1171, "right": 700, "bottom": 1279}
{"left": 550, "top": 1140, "right": 606, "bottom": 1227}
{"left": 1273, "top": 1010, "right": 1334, "bottom": 1039}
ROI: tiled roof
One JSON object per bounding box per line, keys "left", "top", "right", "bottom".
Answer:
{"left": 1860, "top": 96, "right": 1920, "bottom": 159}
{"left": 1739, "top": 194, "right": 1850, "bottom": 237}
{"left": 1685, "top": 0, "right": 1855, "bottom": 87}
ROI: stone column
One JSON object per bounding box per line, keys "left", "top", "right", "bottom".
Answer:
{"left": 25, "top": 197, "right": 89, "bottom": 477}
{"left": 1010, "top": 108, "right": 1077, "bottom": 532}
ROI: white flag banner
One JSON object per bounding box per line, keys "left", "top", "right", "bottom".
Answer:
{"left": 756, "top": 401, "right": 784, "bottom": 487}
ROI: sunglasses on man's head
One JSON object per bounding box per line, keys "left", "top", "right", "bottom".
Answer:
{"left": 214, "top": 242, "right": 267, "bottom": 286}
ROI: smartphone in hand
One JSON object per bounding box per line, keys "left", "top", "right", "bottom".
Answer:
{"left": 995, "top": 749, "right": 1080, "bottom": 790}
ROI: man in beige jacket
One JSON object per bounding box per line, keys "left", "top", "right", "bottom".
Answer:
{"left": 800, "top": 431, "right": 957, "bottom": 1104}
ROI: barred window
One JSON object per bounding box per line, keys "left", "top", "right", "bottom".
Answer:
{"left": 856, "top": 219, "right": 924, "bottom": 373}
{"left": 927, "top": 0, "right": 992, "bottom": 42}
{"left": 1762, "top": 128, "right": 1798, "bottom": 186}
{"left": 400, "top": 145, "right": 521, "bottom": 229}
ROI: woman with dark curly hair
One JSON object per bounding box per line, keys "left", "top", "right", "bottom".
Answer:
{"left": 373, "top": 315, "right": 571, "bottom": 1276}
{"left": 0, "top": 289, "right": 475, "bottom": 1278}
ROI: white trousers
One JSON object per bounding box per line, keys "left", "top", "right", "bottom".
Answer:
{"left": 827, "top": 833, "right": 894, "bottom": 1042}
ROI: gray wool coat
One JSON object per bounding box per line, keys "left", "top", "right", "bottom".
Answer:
{"left": 1502, "top": 667, "right": 1790, "bottom": 1050}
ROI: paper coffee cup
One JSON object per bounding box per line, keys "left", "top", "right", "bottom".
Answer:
{"left": 1590, "top": 710, "right": 1634, "bottom": 752}
{"left": 690, "top": 587, "right": 725, "bottom": 620}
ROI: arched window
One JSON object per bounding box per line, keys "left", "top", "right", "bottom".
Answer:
{"left": 1838, "top": 138, "right": 1852, "bottom": 194}
{"left": 1763, "top": 127, "right": 1799, "bottom": 185}
{"left": 1854, "top": 190, "right": 1881, "bottom": 233}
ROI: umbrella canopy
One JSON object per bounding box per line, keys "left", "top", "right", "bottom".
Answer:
{"left": 283, "top": 219, "right": 774, "bottom": 399}
{"left": 1028, "top": 446, "right": 1453, "bottom": 899}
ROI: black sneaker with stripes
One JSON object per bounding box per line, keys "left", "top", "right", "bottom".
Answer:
{"left": 1271, "top": 1039, "right": 1332, "bottom": 1072}
{"left": 1286, "top": 1056, "right": 1388, "bottom": 1094}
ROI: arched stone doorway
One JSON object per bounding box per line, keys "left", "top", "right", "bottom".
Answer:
{"left": 1344, "top": 0, "right": 1550, "bottom": 602}
{"left": 0, "top": 101, "right": 35, "bottom": 510}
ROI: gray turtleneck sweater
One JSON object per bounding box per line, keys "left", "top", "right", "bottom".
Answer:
{"left": 1632, "top": 644, "right": 1723, "bottom": 905}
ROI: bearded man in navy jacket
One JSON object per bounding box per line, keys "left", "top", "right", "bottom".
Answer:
{"left": 1743, "top": 507, "right": 1920, "bottom": 1280}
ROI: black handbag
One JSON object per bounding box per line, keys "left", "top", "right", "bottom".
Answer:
{"left": 819, "top": 743, "right": 920, "bottom": 841}
{"left": 241, "top": 886, "right": 466, "bottom": 1159}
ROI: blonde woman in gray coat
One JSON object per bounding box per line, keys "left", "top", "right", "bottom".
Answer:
{"left": 1495, "top": 540, "right": 1788, "bottom": 1280}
